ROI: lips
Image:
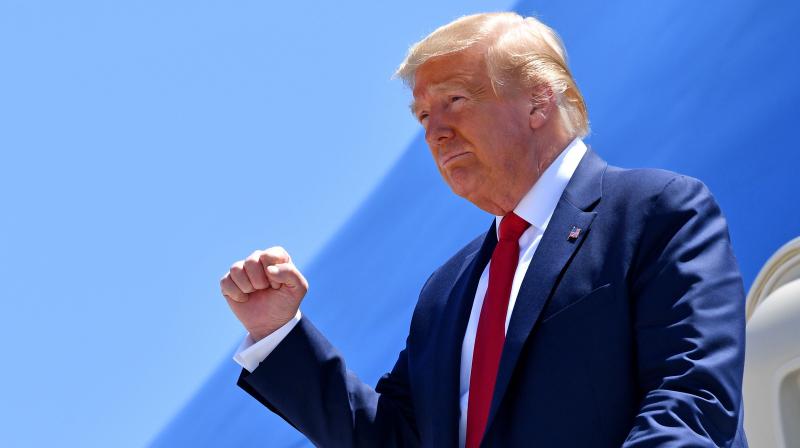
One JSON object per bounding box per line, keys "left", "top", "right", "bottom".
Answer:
{"left": 440, "top": 151, "right": 471, "bottom": 167}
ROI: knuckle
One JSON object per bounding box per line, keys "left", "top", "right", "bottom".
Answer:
{"left": 266, "top": 246, "right": 290, "bottom": 259}
{"left": 243, "top": 258, "right": 260, "bottom": 270}
{"left": 259, "top": 251, "right": 277, "bottom": 264}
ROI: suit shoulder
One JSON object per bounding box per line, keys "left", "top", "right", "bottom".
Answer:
{"left": 603, "top": 165, "right": 710, "bottom": 206}
{"left": 419, "top": 229, "right": 487, "bottom": 301}
{"left": 408, "top": 229, "right": 488, "bottom": 342}
{"left": 426, "top": 230, "right": 486, "bottom": 286}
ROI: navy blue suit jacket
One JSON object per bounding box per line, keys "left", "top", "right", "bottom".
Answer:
{"left": 238, "top": 149, "right": 748, "bottom": 447}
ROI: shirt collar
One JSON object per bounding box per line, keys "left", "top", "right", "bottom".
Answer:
{"left": 495, "top": 137, "right": 588, "bottom": 235}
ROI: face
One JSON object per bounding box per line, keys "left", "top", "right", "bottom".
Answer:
{"left": 412, "top": 47, "right": 538, "bottom": 214}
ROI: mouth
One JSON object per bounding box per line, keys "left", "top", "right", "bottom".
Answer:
{"left": 440, "top": 151, "right": 471, "bottom": 167}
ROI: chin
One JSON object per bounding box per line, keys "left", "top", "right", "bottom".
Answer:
{"left": 446, "top": 179, "right": 478, "bottom": 202}
{"left": 444, "top": 175, "right": 496, "bottom": 213}
{"left": 444, "top": 166, "right": 477, "bottom": 191}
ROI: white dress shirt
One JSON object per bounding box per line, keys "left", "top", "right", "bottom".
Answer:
{"left": 234, "top": 138, "right": 588, "bottom": 448}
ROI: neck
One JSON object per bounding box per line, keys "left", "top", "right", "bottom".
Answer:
{"left": 491, "top": 129, "right": 574, "bottom": 216}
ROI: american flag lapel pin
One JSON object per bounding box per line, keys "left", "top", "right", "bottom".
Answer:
{"left": 568, "top": 226, "right": 581, "bottom": 241}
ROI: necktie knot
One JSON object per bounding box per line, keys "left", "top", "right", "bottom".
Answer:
{"left": 499, "top": 212, "right": 530, "bottom": 242}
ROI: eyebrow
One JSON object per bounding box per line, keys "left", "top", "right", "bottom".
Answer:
{"left": 409, "top": 77, "right": 474, "bottom": 117}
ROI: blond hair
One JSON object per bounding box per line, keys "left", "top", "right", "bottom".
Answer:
{"left": 395, "top": 12, "right": 589, "bottom": 138}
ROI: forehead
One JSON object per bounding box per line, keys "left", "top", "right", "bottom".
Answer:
{"left": 411, "top": 49, "right": 487, "bottom": 104}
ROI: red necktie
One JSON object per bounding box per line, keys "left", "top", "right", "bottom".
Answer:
{"left": 466, "top": 212, "right": 531, "bottom": 448}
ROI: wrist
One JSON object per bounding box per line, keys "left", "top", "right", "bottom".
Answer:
{"left": 247, "top": 310, "right": 302, "bottom": 342}
{"left": 248, "top": 326, "right": 279, "bottom": 342}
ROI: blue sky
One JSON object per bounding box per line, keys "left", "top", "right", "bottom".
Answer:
{"left": 0, "top": 1, "right": 511, "bottom": 446}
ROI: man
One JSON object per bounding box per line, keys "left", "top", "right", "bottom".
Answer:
{"left": 220, "top": 12, "right": 748, "bottom": 447}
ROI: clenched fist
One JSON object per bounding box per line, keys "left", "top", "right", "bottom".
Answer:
{"left": 220, "top": 246, "right": 308, "bottom": 341}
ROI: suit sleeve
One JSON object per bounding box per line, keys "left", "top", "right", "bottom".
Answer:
{"left": 237, "top": 316, "right": 420, "bottom": 447}
{"left": 624, "top": 176, "right": 746, "bottom": 447}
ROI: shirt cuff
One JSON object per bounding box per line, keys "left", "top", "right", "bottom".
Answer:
{"left": 232, "top": 310, "right": 302, "bottom": 373}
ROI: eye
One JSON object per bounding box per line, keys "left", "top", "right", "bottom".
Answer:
{"left": 417, "top": 113, "right": 429, "bottom": 123}
{"left": 450, "top": 96, "right": 465, "bottom": 103}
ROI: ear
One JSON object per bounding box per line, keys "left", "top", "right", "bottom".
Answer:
{"left": 528, "top": 85, "right": 555, "bottom": 130}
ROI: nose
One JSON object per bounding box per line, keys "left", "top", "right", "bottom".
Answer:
{"left": 424, "top": 114, "right": 455, "bottom": 148}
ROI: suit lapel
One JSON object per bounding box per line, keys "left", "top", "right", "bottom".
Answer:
{"left": 484, "top": 148, "right": 607, "bottom": 436}
{"left": 432, "top": 221, "right": 497, "bottom": 447}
